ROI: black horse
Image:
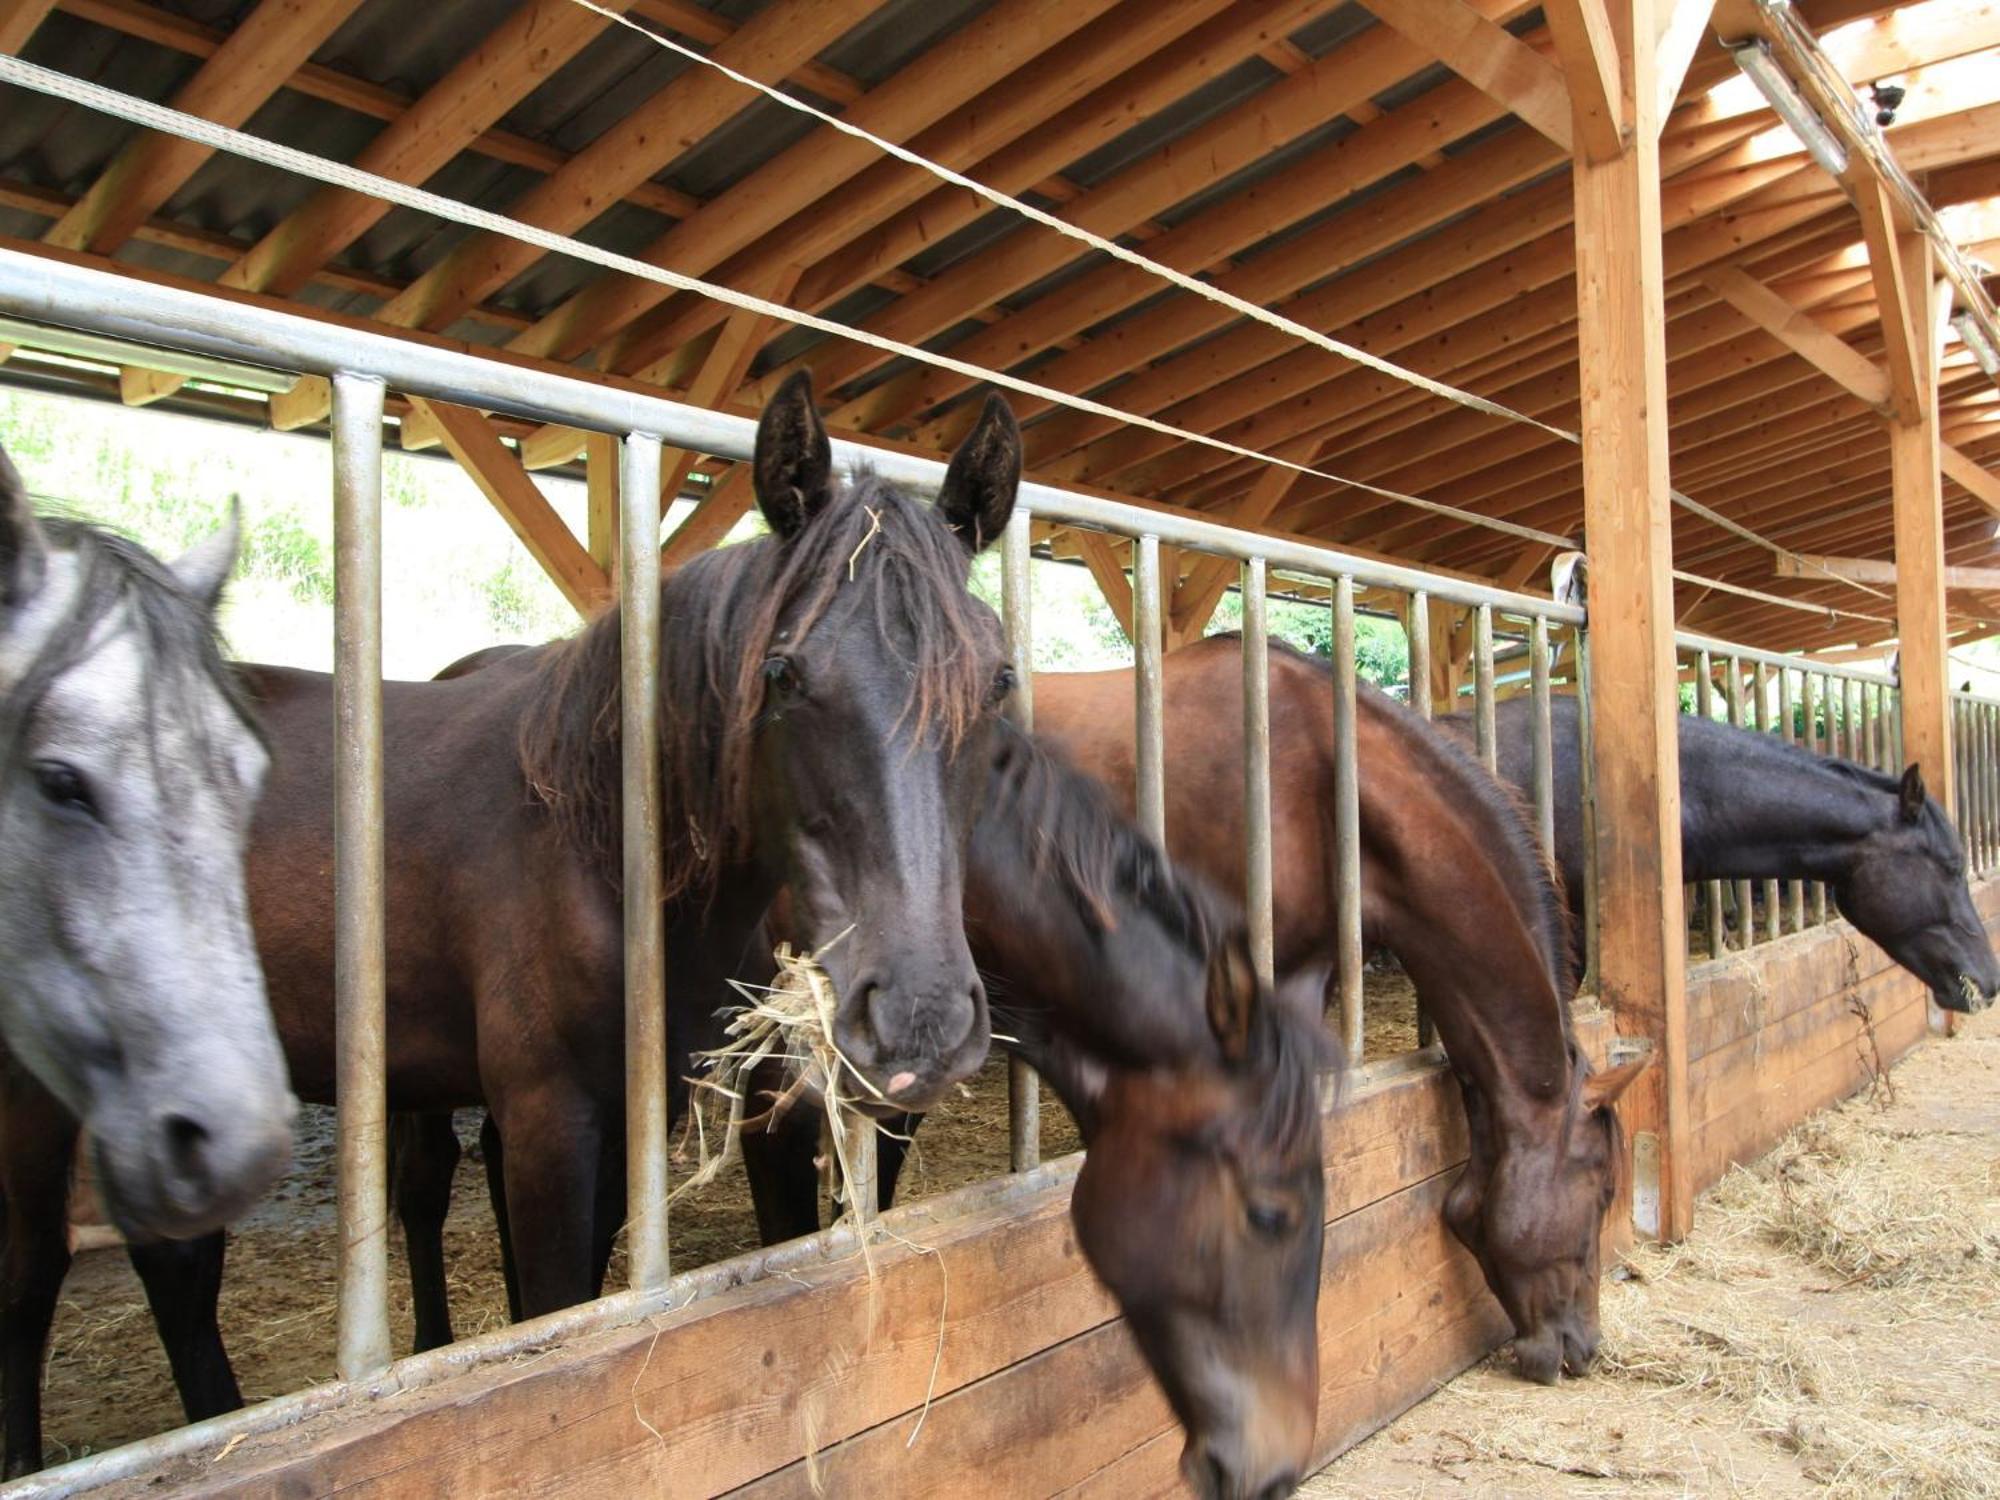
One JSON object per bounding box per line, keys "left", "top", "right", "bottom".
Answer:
{"left": 1461, "top": 696, "right": 1999, "bottom": 1010}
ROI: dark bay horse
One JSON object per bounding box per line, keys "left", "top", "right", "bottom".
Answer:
{"left": 1024, "top": 636, "right": 1645, "bottom": 1384}
{"left": 0, "top": 446, "right": 292, "bottom": 1235}
{"left": 1464, "top": 696, "right": 1999, "bottom": 1010}
{"left": 0, "top": 374, "right": 1025, "bottom": 1474}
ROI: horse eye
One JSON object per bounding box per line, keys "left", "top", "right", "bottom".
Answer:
{"left": 762, "top": 656, "right": 801, "bottom": 696}
{"left": 988, "top": 665, "right": 1017, "bottom": 705}
{"left": 32, "top": 760, "right": 96, "bottom": 817}
{"left": 1246, "top": 1200, "right": 1293, "bottom": 1239}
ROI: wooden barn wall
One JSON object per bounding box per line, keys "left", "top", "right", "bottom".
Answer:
{"left": 89, "top": 892, "right": 1999, "bottom": 1499}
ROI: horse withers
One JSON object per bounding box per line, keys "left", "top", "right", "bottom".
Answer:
{"left": 0, "top": 446, "right": 291, "bottom": 1242}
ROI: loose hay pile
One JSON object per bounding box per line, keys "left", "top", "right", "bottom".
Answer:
{"left": 1582, "top": 1080, "right": 2000, "bottom": 1498}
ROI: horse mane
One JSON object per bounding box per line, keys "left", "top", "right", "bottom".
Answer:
{"left": 0, "top": 516, "right": 259, "bottom": 780}
{"left": 517, "top": 474, "right": 1000, "bottom": 901}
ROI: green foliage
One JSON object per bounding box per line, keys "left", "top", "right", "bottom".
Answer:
{"left": 239, "top": 507, "right": 332, "bottom": 604}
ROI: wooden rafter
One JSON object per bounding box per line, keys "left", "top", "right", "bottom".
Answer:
{"left": 1655, "top": 0, "right": 1718, "bottom": 121}
{"left": 1773, "top": 550, "right": 2000, "bottom": 589}
{"left": 1355, "top": 0, "right": 1573, "bottom": 150}
{"left": 1942, "top": 441, "right": 2000, "bottom": 513}
{"left": 0, "top": 0, "right": 57, "bottom": 52}
{"left": 1700, "top": 263, "right": 1893, "bottom": 410}
{"left": 1543, "top": 0, "right": 1629, "bottom": 161}
{"left": 1857, "top": 176, "right": 1926, "bottom": 424}
{"left": 410, "top": 398, "right": 609, "bottom": 614}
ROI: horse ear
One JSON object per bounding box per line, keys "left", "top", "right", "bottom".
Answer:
{"left": 1898, "top": 763, "right": 1926, "bottom": 823}
{"left": 0, "top": 446, "right": 49, "bottom": 609}
{"left": 753, "top": 371, "right": 834, "bottom": 540}
{"left": 1580, "top": 1055, "right": 1650, "bottom": 1112}
{"left": 935, "top": 393, "right": 1021, "bottom": 555}
{"left": 1206, "top": 929, "right": 1259, "bottom": 1066}
{"left": 170, "top": 498, "right": 242, "bottom": 612}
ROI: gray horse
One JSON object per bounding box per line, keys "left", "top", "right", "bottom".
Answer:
{"left": 0, "top": 446, "right": 292, "bottom": 1239}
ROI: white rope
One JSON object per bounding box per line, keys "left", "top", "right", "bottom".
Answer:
{"left": 1673, "top": 568, "right": 1892, "bottom": 625}
{"left": 0, "top": 54, "right": 1579, "bottom": 551}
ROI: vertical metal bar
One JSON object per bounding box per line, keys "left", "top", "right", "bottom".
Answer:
{"left": 1861, "top": 679, "right": 1876, "bottom": 770}
{"left": 619, "top": 432, "right": 670, "bottom": 1292}
{"left": 1696, "top": 651, "right": 1725, "bottom": 959}
{"left": 1844, "top": 677, "right": 1860, "bottom": 762}
{"left": 1241, "top": 559, "right": 1275, "bottom": 988}
{"left": 1756, "top": 662, "right": 1780, "bottom": 943}
{"left": 1473, "top": 602, "right": 1496, "bottom": 773}
{"left": 1780, "top": 668, "right": 1804, "bottom": 934}
{"left": 331, "top": 372, "right": 390, "bottom": 1383}
{"left": 1986, "top": 703, "right": 1997, "bottom": 871}
{"left": 1727, "top": 657, "right": 1752, "bottom": 948}
{"left": 1001, "top": 508, "right": 1039, "bottom": 1172}
{"left": 1810, "top": 673, "right": 1829, "bottom": 925}
{"left": 1530, "top": 615, "right": 1555, "bottom": 857}
{"left": 1576, "top": 632, "right": 1601, "bottom": 995}
{"left": 1408, "top": 590, "right": 1432, "bottom": 723}
{"left": 1134, "top": 535, "right": 1166, "bottom": 843}
{"left": 1332, "top": 576, "right": 1362, "bottom": 1061}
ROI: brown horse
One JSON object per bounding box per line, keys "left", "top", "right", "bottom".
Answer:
{"left": 1023, "top": 636, "right": 1646, "bottom": 1384}
{"left": 0, "top": 373, "right": 1026, "bottom": 1475}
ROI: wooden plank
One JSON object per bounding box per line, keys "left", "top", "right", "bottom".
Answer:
{"left": 1543, "top": 0, "right": 1629, "bottom": 162}
{"left": 412, "top": 398, "right": 609, "bottom": 614}
{"left": 1943, "top": 442, "right": 2000, "bottom": 514}
{"left": 1858, "top": 176, "right": 1925, "bottom": 425}
{"left": 1072, "top": 530, "right": 1137, "bottom": 642}
{"left": 0, "top": 0, "right": 57, "bottom": 51}
{"left": 1655, "top": 0, "right": 1716, "bottom": 122}
{"left": 1891, "top": 232, "right": 1954, "bottom": 813}
{"left": 43, "top": 0, "right": 364, "bottom": 255}
{"left": 1773, "top": 550, "right": 2000, "bottom": 590}
{"left": 1702, "top": 263, "right": 1893, "bottom": 409}
{"left": 585, "top": 431, "right": 619, "bottom": 577}
{"left": 1570, "top": 0, "right": 1691, "bottom": 1240}
{"left": 1355, "top": 0, "right": 1573, "bottom": 149}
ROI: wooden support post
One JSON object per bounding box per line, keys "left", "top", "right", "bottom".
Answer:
{"left": 586, "top": 431, "right": 620, "bottom": 579}
{"left": 1429, "top": 605, "right": 1470, "bottom": 716}
{"left": 1890, "top": 232, "right": 1953, "bottom": 811}
{"left": 1571, "top": 0, "right": 1690, "bottom": 1241}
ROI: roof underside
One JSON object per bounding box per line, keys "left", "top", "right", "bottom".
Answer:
{"left": 0, "top": 0, "right": 1996, "bottom": 654}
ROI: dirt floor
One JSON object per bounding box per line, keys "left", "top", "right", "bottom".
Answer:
{"left": 35, "top": 971, "right": 1426, "bottom": 1470}
{"left": 1307, "top": 1001, "right": 2000, "bottom": 1500}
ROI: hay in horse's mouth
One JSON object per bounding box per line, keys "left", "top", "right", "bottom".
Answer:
{"left": 676, "top": 935, "right": 888, "bottom": 1228}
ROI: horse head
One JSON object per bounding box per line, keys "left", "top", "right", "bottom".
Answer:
{"left": 0, "top": 447, "right": 292, "bottom": 1239}
{"left": 1835, "top": 763, "right": 1998, "bottom": 1012}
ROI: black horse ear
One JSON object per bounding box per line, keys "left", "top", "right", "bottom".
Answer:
{"left": 753, "top": 371, "right": 834, "bottom": 540}
{"left": 169, "top": 497, "right": 242, "bottom": 613}
{"left": 935, "top": 393, "right": 1021, "bottom": 555}
{"left": 0, "top": 446, "right": 48, "bottom": 609}
{"left": 1898, "top": 762, "right": 1927, "bottom": 823}
{"left": 1206, "top": 929, "right": 1259, "bottom": 1066}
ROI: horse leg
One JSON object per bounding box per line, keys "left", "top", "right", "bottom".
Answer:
{"left": 489, "top": 1088, "right": 606, "bottom": 1318}
{"left": 738, "top": 1103, "right": 825, "bottom": 1245}
{"left": 389, "top": 1112, "right": 461, "bottom": 1352}
{"left": 126, "top": 1234, "right": 241, "bottom": 1423}
{"left": 0, "top": 1074, "right": 74, "bottom": 1478}
{"left": 478, "top": 1114, "right": 522, "bottom": 1325}
{"left": 875, "top": 1114, "right": 922, "bottom": 1213}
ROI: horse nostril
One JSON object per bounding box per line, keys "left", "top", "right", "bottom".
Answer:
{"left": 1257, "top": 1474, "right": 1300, "bottom": 1500}
{"left": 161, "top": 1111, "right": 214, "bottom": 1199}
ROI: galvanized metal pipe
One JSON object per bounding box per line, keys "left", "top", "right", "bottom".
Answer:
{"left": 1860, "top": 678, "right": 1876, "bottom": 770}
{"left": 1530, "top": 615, "right": 1554, "bottom": 857}
{"left": 1001, "top": 507, "right": 1040, "bottom": 1172}
{"left": 1727, "top": 657, "right": 1752, "bottom": 949}
{"left": 1241, "top": 558, "right": 1275, "bottom": 987}
{"left": 1332, "top": 575, "right": 1362, "bottom": 1062}
{"left": 1780, "top": 668, "right": 1804, "bottom": 933}
{"left": 1756, "top": 662, "right": 1780, "bottom": 942}
{"left": 1473, "top": 602, "right": 1496, "bottom": 773}
{"left": 1134, "top": 535, "right": 1166, "bottom": 844}
{"left": 619, "top": 432, "right": 670, "bottom": 1293}
{"left": 331, "top": 372, "right": 391, "bottom": 1383}
{"left": 1696, "top": 651, "right": 1726, "bottom": 960}
{"left": 1809, "top": 673, "right": 1828, "bottom": 925}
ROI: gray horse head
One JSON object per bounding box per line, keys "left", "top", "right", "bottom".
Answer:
{"left": 0, "top": 447, "right": 292, "bottom": 1238}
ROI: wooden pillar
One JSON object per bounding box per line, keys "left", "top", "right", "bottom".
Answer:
{"left": 585, "top": 431, "right": 620, "bottom": 580}
{"left": 1569, "top": 0, "right": 1690, "bottom": 1240}
{"left": 1428, "top": 606, "right": 1468, "bottom": 717}
{"left": 1889, "top": 234, "right": 1951, "bottom": 811}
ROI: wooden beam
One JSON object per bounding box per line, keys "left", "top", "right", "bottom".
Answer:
{"left": 1942, "top": 441, "right": 2000, "bottom": 514}
{"left": 585, "top": 431, "right": 620, "bottom": 578}
{"left": 660, "top": 466, "right": 754, "bottom": 573}
{"left": 1072, "top": 530, "right": 1136, "bottom": 642}
{"left": 1570, "top": 0, "right": 1690, "bottom": 1239}
{"left": 1857, "top": 175, "right": 1925, "bottom": 425}
{"left": 1654, "top": 0, "right": 1716, "bottom": 122}
{"left": 1354, "top": 0, "right": 1573, "bottom": 150}
{"left": 1701, "top": 262, "right": 1893, "bottom": 409}
{"left": 44, "top": 0, "right": 363, "bottom": 256}
{"left": 411, "top": 398, "right": 609, "bottom": 615}
{"left": 1544, "top": 0, "right": 1629, "bottom": 162}
{"left": 1891, "top": 232, "right": 1953, "bottom": 808}
{"left": 1167, "top": 460, "right": 1310, "bottom": 644}
{"left": 0, "top": 0, "right": 57, "bottom": 51}
{"left": 1773, "top": 550, "right": 2000, "bottom": 590}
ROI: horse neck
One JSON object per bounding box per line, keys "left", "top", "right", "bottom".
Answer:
{"left": 1679, "top": 718, "right": 1891, "bottom": 883}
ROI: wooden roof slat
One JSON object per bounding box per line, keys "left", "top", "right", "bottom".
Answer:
{"left": 0, "top": 0, "right": 57, "bottom": 53}
{"left": 507, "top": 0, "right": 1129, "bottom": 365}
{"left": 1774, "top": 550, "right": 2000, "bottom": 589}
{"left": 44, "top": 0, "right": 366, "bottom": 256}
{"left": 1942, "top": 440, "right": 2000, "bottom": 512}
{"left": 1355, "top": 0, "right": 1573, "bottom": 150}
